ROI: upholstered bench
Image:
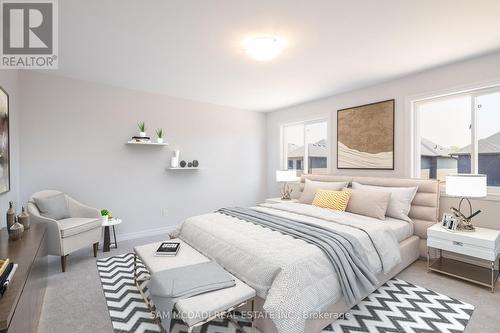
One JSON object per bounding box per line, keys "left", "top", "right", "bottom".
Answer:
{"left": 134, "top": 240, "right": 256, "bottom": 333}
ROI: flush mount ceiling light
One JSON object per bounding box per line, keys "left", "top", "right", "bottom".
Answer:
{"left": 243, "top": 36, "right": 286, "bottom": 61}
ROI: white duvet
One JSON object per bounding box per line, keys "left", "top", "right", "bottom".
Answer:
{"left": 175, "top": 203, "right": 402, "bottom": 333}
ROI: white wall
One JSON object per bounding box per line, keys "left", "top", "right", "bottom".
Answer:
{"left": 266, "top": 50, "right": 500, "bottom": 228}
{"left": 19, "top": 72, "right": 266, "bottom": 239}
{"left": 0, "top": 70, "right": 20, "bottom": 226}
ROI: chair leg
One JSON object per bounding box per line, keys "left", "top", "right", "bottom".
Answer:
{"left": 93, "top": 242, "right": 98, "bottom": 257}
{"left": 251, "top": 298, "right": 256, "bottom": 333}
{"left": 61, "top": 255, "right": 68, "bottom": 272}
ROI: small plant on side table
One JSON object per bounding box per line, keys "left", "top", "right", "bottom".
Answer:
{"left": 101, "top": 209, "right": 111, "bottom": 223}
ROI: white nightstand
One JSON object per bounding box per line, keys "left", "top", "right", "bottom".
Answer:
{"left": 265, "top": 197, "right": 299, "bottom": 204}
{"left": 427, "top": 223, "right": 500, "bottom": 292}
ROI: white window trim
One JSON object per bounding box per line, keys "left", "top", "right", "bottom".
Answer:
{"left": 409, "top": 80, "right": 500, "bottom": 199}
{"left": 280, "top": 114, "right": 331, "bottom": 174}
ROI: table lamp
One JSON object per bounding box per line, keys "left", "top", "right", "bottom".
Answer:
{"left": 276, "top": 170, "right": 299, "bottom": 200}
{"left": 446, "top": 174, "right": 487, "bottom": 231}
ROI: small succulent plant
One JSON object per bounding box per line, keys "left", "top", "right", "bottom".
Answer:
{"left": 137, "top": 121, "right": 146, "bottom": 132}
{"left": 156, "top": 128, "right": 163, "bottom": 138}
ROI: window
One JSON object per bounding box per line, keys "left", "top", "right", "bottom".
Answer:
{"left": 417, "top": 95, "right": 470, "bottom": 182}
{"left": 282, "top": 119, "right": 328, "bottom": 175}
{"left": 415, "top": 86, "right": 500, "bottom": 187}
{"left": 476, "top": 91, "right": 500, "bottom": 186}
{"left": 283, "top": 123, "right": 304, "bottom": 174}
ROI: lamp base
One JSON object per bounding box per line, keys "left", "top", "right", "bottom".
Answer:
{"left": 457, "top": 221, "right": 476, "bottom": 232}
{"left": 453, "top": 197, "right": 477, "bottom": 232}
{"left": 280, "top": 183, "right": 293, "bottom": 201}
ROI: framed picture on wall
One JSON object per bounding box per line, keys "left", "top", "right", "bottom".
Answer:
{"left": 0, "top": 87, "right": 10, "bottom": 194}
{"left": 337, "top": 99, "right": 394, "bottom": 170}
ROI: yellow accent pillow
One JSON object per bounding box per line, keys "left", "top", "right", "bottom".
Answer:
{"left": 312, "top": 190, "right": 352, "bottom": 211}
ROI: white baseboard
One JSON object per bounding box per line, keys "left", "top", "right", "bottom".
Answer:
{"left": 116, "top": 225, "right": 179, "bottom": 242}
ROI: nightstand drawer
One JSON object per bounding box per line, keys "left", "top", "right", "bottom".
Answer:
{"left": 428, "top": 225, "right": 500, "bottom": 249}
{"left": 427, "top": 237, "right": 496, "bottom": 261}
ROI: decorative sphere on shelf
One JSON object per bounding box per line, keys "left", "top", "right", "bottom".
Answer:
{"left": 188, "top": 162, "right": 193, "bottom": 167}
{"left": 192, "top": 160, "right": 199, "bottom": 167}
{"left": 180, "top": 160, "right": 186, "bottom": 168}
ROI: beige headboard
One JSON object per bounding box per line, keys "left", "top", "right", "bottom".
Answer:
{"left": 299, "top": 175, "right": 440, "bottom": 240}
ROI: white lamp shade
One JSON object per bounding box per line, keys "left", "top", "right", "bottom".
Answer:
{"left": 445, "top": 174, "right": 487, "bottom": 198}
{"left": 276, "top": 170, "right": 299, "bottom": 183}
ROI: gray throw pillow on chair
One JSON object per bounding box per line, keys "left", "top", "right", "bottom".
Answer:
{"left": 34, "top": 193, "right": 71, "bottom": 220}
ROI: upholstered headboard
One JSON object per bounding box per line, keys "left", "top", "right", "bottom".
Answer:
{"left": 299, "top": 175, "right": 440, "bottom": 240}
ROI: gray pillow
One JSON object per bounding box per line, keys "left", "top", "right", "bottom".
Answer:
{"left": 344, "top": 188, "right": 391, "bottom": 220}
{"left": 351, "top": 182, "right": 417, "bottom": 222}
{"left": 299, "top": 179, "right": 349, "bottom": 204}
{"left": 34, "top": 193, "right": 70, "bottom": 220}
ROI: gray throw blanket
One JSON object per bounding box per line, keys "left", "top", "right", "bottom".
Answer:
{"left": 218, "top": 207, "right": 378, "bottom": 305}
{"left": 148, "top": 261, "right": 235, "bottom": 332}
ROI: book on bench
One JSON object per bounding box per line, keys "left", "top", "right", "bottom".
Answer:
{"left": 155, "top": 242, "right": 180, "bottom": 256}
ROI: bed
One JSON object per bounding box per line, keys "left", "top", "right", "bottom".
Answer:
{"left": 173, "top": 175, "right": 440, "bottom": 333}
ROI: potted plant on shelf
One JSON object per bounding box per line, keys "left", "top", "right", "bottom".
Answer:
{"left": 156, "top": 128, "right": 164, "bottom": 144}
{"left": 138, "top": 121, "right": 146, "bottom": 137}
{"left": 101, "top": 209, "right": 110, "bottom": 223}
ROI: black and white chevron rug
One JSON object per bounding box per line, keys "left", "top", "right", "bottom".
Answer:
{"left": 97, "top": 253, "right": 474, "bottom": 333}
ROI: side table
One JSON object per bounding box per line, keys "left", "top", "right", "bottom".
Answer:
{"left": 427, "top": 223, "right": 500, "bottom": 292}
{"left": 101, "top": 218, "right": 122, "bottom": 252}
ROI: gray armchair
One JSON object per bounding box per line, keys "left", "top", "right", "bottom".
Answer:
{"left": 28, "top": 190, "right": 102, "bottom": 272}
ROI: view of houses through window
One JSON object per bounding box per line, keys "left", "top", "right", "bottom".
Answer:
{"left": 417, "top": 87, "right": 500, "bottom": 186}
{"left": 283, "top": 120, "right": 328, "bottom": 175}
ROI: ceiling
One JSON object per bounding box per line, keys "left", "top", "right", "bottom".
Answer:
{"left": 53, "top": 0, "right": 500, "bottom": 111}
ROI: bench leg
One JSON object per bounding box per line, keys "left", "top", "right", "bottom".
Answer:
{"left": 133, "top": 253, "right": 137, "bottom": 283}
{"left": 227, "top": 317, "right": 247, "bottom": 333}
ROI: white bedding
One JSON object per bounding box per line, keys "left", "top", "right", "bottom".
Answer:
{"left": 385, "top": 216, "right": 413, "bottom": 242}
{"left": 174, "top": 202, "right": 402, "bottom": 333}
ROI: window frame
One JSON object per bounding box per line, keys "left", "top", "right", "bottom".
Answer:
{"left": 411, "top": 83, "right": 500, "bottom": 196}
{"left": 280, "top": 115, "right": 331, "bottom": 175}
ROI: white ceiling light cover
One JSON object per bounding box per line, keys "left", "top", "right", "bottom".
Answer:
{"left": 243, "top": 36, "right": 287, "bottom": 61}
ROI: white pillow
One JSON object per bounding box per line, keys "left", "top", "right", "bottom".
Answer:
{"left": 299, "top": 179, "right": 349, "bottom": 204}
{"left": 351, "top": 182, "right": 418, "bottom": 222}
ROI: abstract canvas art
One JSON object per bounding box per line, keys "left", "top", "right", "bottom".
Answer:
{"left": 337, "top": 99, "right": 394, "bottom": 169}
{"left": 0, "top": 88, "right": 9, "bottom": 193}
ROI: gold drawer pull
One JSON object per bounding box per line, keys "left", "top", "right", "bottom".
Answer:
{"left": 453, "top": 241, "right": 463, "bottom": 246}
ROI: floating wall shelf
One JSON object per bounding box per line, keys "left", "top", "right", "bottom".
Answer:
{"left": 166, "top": 167, "right": 202, "bottom": 170}
{"left": 126, "top": 141, "right": 169, "bottom": 146}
